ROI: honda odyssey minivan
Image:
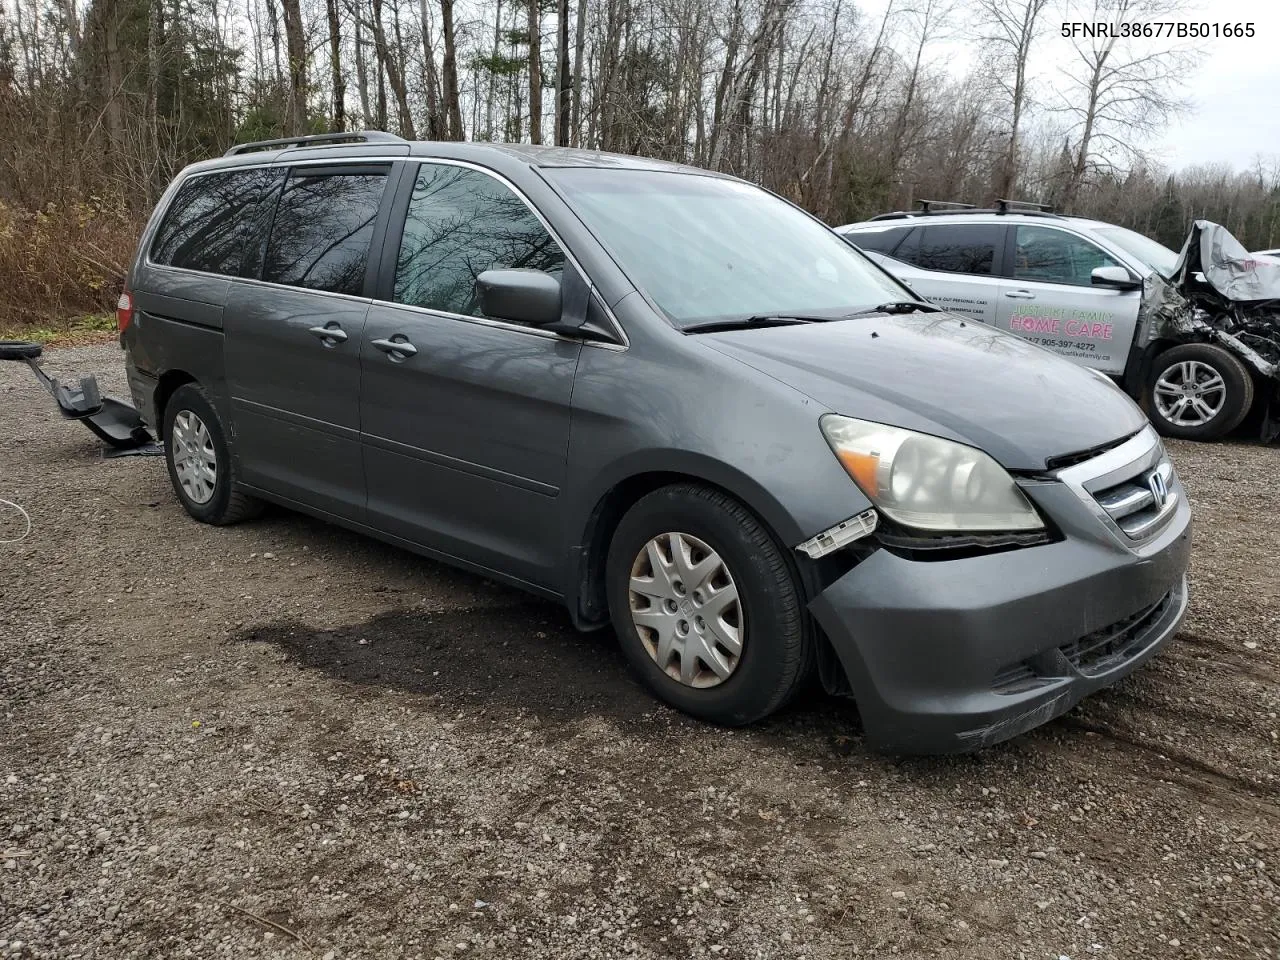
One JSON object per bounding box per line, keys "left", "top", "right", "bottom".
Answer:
{"left": 119, "top": 132, "right": 1191, "bottom": 754}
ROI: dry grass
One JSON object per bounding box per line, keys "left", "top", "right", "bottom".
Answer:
{"left": 0, "top": 312, "right": 118, "bottom": 347}
{"left": 0, "top": 199, "right": 142, "bottom": 330}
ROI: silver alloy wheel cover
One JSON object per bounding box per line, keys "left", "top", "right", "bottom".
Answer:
{"left": 628, "top": 532, "right": 744, "bottom": 688}
{"left": 171, "top": 410, "right": 218, "bottom": 504}
{"left": 1153, "top": 359, "right": 1227, "bottom": 427}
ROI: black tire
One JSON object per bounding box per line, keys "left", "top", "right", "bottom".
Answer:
{"left": 0, "top": 340, "right": 43, "bottom": 360}
{"left": 162, "top": 383, "right": 264, "bottom": 525}
{"left": 605, "top": 483, "right": 812, "bottom": 726}
{"left": 1144, "top": 343, "right": 1255, "bottom": 441}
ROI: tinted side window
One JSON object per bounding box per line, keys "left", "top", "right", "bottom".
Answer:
{"left": 901, "top": 224, "right": 1002, "bottom": 275}
{"left": 394, "top": 164, "right": 565, "bottom": 318}
{"left": 847, "top": 226, "right": 908, "bottom": 254}
{"left": 151, "top": 169, "right": 279, "bottom": 276}
{"left": 262, "top": 168, "right": 388, "bottom": 295}
{"left": 1014, "top": 225, "right": 1122, "bottom": 286}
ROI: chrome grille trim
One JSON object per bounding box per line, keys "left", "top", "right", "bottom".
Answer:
{"left": 1096, "top": 460, "right": 1176, "bottom": 538}
{"left": 1051, "top": 426, "right": 1180, "bottom": 544}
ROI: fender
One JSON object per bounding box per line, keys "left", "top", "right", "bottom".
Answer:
{"left": 559, "top": 446, "right": 874, "bottom": 630}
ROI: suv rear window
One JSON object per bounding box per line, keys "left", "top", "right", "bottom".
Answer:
{"left": 150, "top": 169, "right": 279, "bottom": 276}
{"left": 846, "top": 226, "right": 909, "bottom": 255}
{"left": 898, "top": 223, "right": 1003, "bottom": 275}
{"left": 262, "top": 167, "right": 389, "bottom": 296}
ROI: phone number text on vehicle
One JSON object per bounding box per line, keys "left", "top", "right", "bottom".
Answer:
{"left": 1062, "top": 21, "right": 1255, "bottom": 38}
{"left": 1022, "top": 337, "right": 1099, "bottom": 352}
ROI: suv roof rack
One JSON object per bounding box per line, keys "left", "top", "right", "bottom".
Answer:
{"left": 868, "top": 197, "right": 1062, "bottom": 221}
{"left": 224, "top": 130, "right": 408, "bottom": 157}
{"left": 995, "top": 198, "right": 1054, "bottom": 213}
{"left": 917, "top": 199, "right": 976, "bottom": 213}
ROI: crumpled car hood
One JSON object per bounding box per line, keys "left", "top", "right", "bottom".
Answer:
{"left": 1151, "top": 220, "right": 1280, "bottom": 382}
{"left": 701, "top": 313, "right": 1147, "bottom": 471}
{"left": 1172, "top": 220, "right": 1280, "bottom": 302}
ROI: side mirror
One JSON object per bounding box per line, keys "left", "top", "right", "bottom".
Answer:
{"left": 1091, "top": 265, "right": 1140, "bottom": 290}
{"left": 476, "top": 269, "right": 562, "bottom": 326}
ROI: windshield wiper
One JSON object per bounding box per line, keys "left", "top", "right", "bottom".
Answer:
{"left": 846, "top": 301, "right": 944, "bottom": 316}
{"left": 684, "top": 303, "right": 941, "bottom": 333}
{"left": 683, "top": 314, "right": 829, "bottom": 334}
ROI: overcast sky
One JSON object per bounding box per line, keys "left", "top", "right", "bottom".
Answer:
{"left": 857, "top": 0, "right": 1279, "bottom": 174}
{"left": 1151, "top": 7, "right": 1280, "bottom": 172}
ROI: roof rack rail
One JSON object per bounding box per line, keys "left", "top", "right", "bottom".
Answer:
{"left": 867, "top": 199, "right": 1063, "bottom": 222}
{"left": 224, "top": 130, "right": 408, "bottom": 157}
{"left": 995, "top": 198, "right": 1054, "bottom": 213}
{"left": 916, "top": 199, "right": 976, "bottom": 214}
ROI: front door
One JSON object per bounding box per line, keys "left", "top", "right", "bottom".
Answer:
{"left": 360, "top": 161, "right": 581, "bottom": 588}
{"left": 224, "top": 163, "right": 393, "bottom": 519}
{"left": 996, "top": 224, "right": 1142, "bottom": 375}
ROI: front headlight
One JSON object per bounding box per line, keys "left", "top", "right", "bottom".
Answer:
{"left": 820, "top": 415, "right": 1044, "bottom": 533}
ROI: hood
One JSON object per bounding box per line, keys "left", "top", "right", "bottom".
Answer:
{"left": 701, "top": 313, "right": 1147, "bottom": 471}
{"left": 1172, "top": 219, "right": 1280, "bottom": 303}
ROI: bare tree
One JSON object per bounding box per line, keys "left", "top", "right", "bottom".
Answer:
{"left": 418, "top": 0, "right": 443, "bottom": 137}
{"left": 527, "top": 0, "right": 542, "bottom": 143}
{"left": 1054, "top": 0, "right": 1199, "bottom": 208}
{"left": 570, "top": 0, "right": 587, "bottom": 144}
{"left": 276, "top": 0, "right": 307, "bottom": 135}
{"left": 439, "top": 0, "right": 463, "bottom": 138}
{"left": 352, "top": 4, "right": 373, "bottom": 125}
{"left": 973, "top": 0, "right": 1051, "bottom": 199}
{"left": 555, "top": 0, "right": 569, "bottom": 145}
{"left": 326, "top": 0, "right": 346, "bottom": 131}
{"left": 369, "top": 0, "right": 416, "bottom": 137}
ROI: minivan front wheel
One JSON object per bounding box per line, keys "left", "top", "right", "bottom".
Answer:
{"left": 1145, "top": 343, "right": 1254, "bottom": 441}
{"left": 163, "top": 383, "right": 263, "bottom": 525}
{"left": 605, "top": 483, "right": 811, "bottom": 725}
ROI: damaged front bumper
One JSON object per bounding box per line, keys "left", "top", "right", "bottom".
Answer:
{"left": 807, "top": 429, "right": 1192, "bottom": 755}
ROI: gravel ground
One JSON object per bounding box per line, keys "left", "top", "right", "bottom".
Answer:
{"left": 2, "top": 343, "right": 1277, "bottom": 960}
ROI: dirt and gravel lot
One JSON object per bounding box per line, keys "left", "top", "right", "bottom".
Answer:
{"left": 2, "top": 343, "right": 1278, "bottom": 960}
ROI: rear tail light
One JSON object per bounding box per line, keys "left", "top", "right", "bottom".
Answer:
{"left": 117, "top": 290, "right": 133, "bottom": 332}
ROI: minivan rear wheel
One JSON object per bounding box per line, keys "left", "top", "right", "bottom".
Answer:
{"left": 1145, "top": 343, "right": 1254, "bottom": 441}
{"left": 605, "top": 483, "right": 812, "bottom": 726}
{"left": 163, "top": 383, "right": 264, "bottom": 525}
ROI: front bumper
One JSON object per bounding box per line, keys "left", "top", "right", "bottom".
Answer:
{"left": 809, "top": 436, "right": 1192, "bottom": 755}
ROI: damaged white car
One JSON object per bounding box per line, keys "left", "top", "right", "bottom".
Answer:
{"left": 839, "top": 207, "right": 1280, "bottom": 441}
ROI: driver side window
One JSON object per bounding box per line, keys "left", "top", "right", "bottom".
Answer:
{"left": 1014, "top": 225, "right": 1121, "bottom": 286}
{"left": 394, "top": 163, "right": 565, "bottom": 319}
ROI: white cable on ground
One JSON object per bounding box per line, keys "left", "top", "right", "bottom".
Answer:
{"left": 0, "top": 498, "right": 32, "bottom": 544}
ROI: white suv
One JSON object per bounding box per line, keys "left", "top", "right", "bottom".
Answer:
{"left": 839, "top": 208, "right": 1259, "bottom": 441}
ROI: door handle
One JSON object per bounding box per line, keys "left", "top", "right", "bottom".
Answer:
{"left": 308, "top": 324, "right": 348, "bottom": 345}
{"left": 1004, "top": 290, "right": 1036, "bottom": 300}
{"left": 370, "top": 336, "right": 418, "bottom": 360}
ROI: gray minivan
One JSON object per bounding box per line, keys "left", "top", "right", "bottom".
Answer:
{"left": 119, "top": 132, "right": 1191, "bottom": 754}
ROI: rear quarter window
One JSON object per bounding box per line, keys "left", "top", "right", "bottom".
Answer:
{"left": 150, "top": 169, "right": 281, "bottom": 276}
{"left": 845, "top": 226, "right": 909, "bottom": 255}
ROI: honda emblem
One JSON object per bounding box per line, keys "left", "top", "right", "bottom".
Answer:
{"left": 1148, "top": 470, "right": 1169, "bottom": 507}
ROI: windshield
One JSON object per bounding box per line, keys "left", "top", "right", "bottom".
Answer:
{"left": 545, "top": 168, "right": 909, "bottom": 327}
{"left": 1093, "top": 225, "right": 1179, "bottom": 278}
